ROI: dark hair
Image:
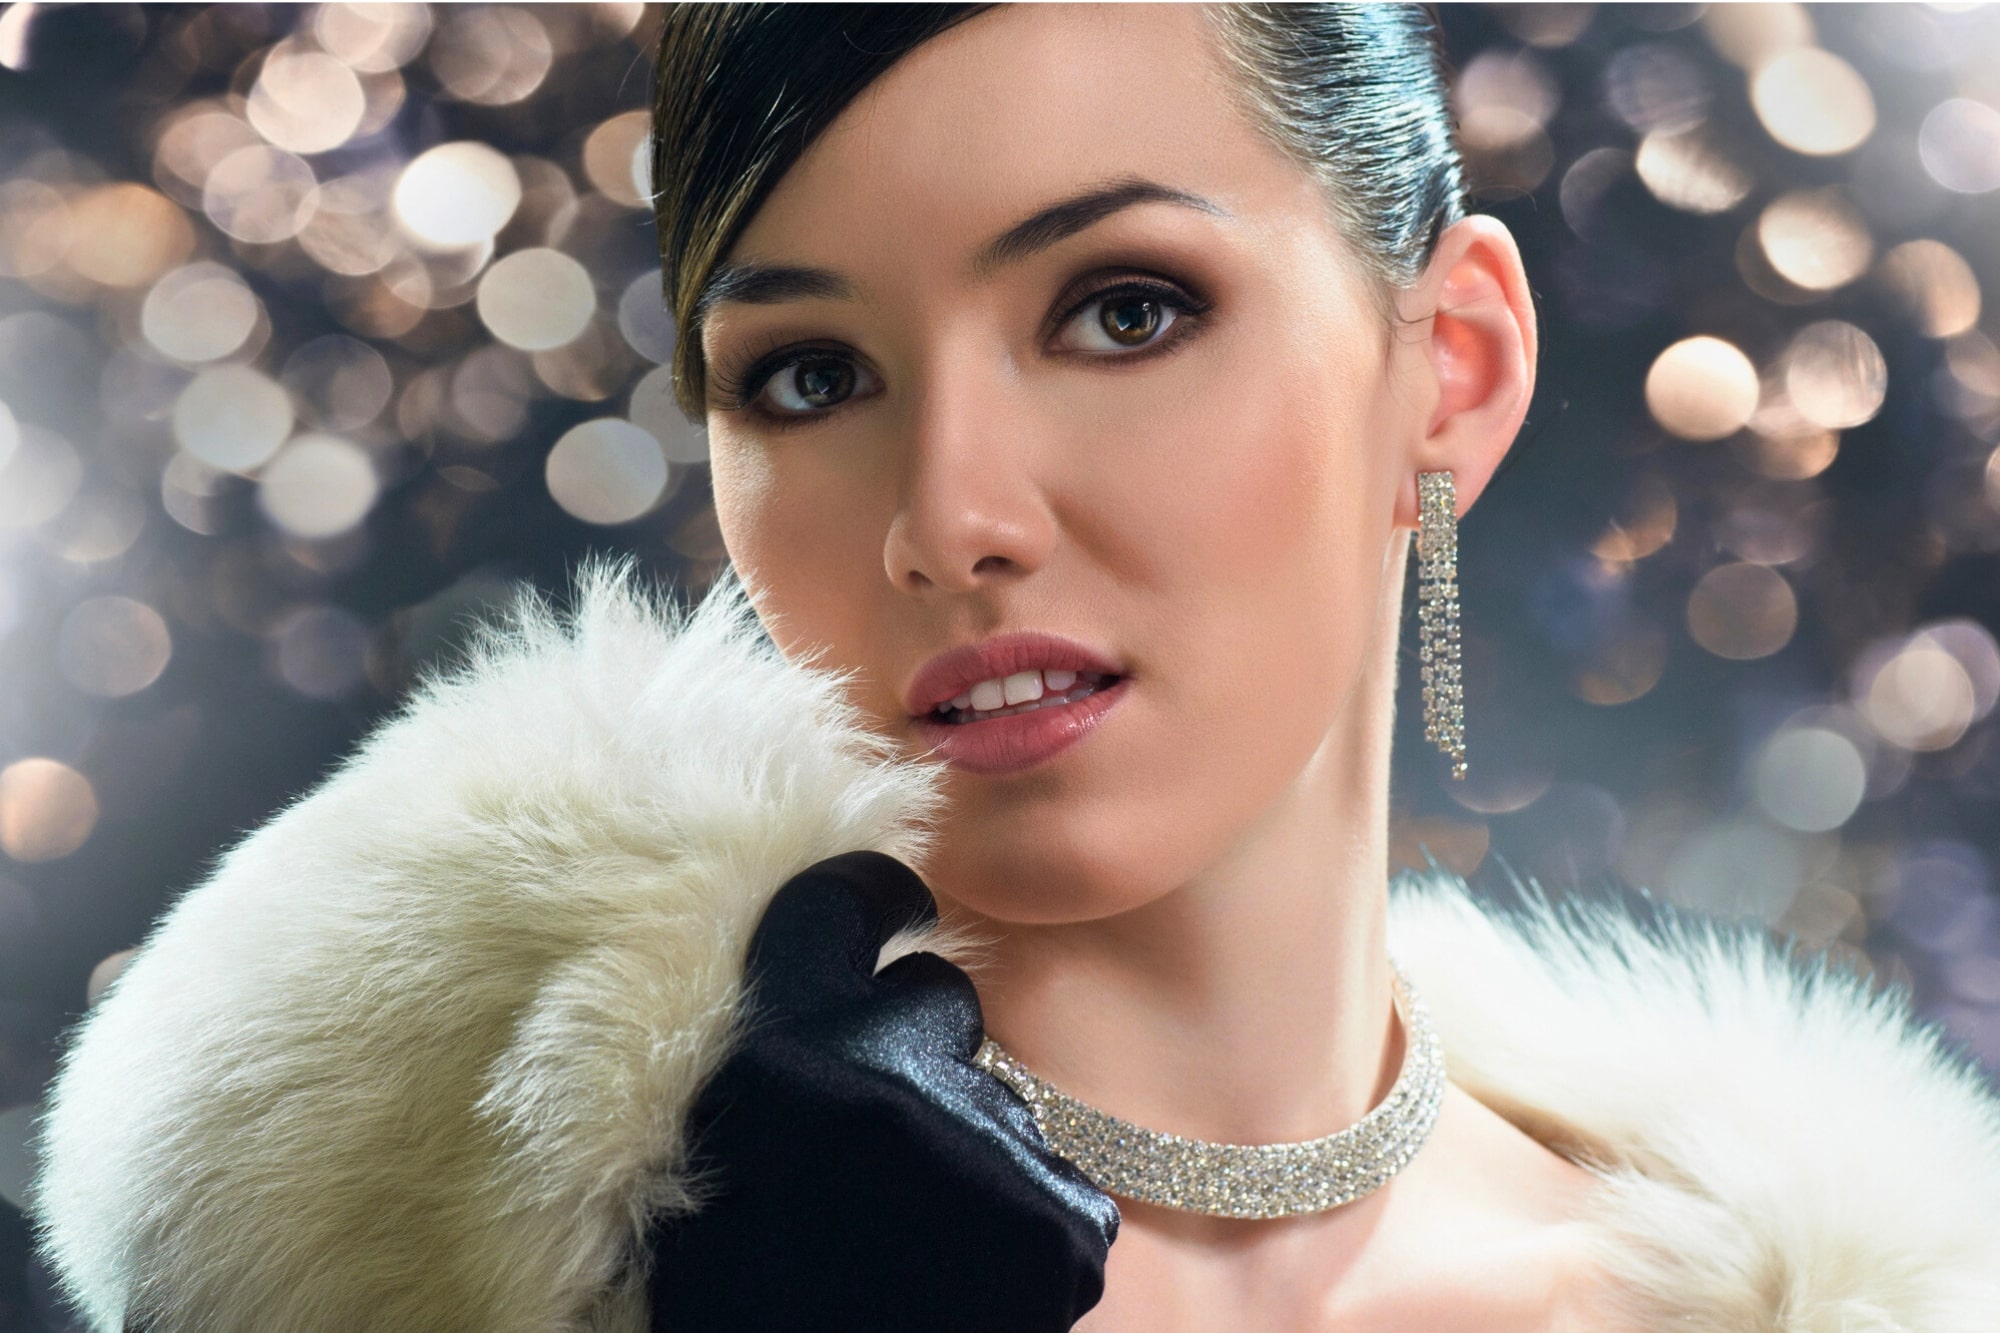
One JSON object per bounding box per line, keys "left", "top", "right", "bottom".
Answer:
{"left": 649, "top": 3, "right": 1466, "bottom": 422}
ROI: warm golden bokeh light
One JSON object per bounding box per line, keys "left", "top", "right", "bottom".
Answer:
{"left": 1634, "top": 125, "right": 1754, "bottom": 214}
{"left": 58, "top": 596, "right": 174, "bottom": 698}
{"left": 582, "top": 111, "right": 653, "bottom": 208}
{"left": 1878, "top": 239, "right": 1982, "bottom": 337}
{"left": 1647, "top": 335, "right": 1760, "bottom": 440}
{"left": 1687, "top": 561, "right": 1798, "bottom": 659}
{"left": 172, "top": 365, "right": 294, "bottom": 474}
{"left": 477, "top": 246, "right": 595, "bottom": 350}
{"left": 0, "top": 758, "right": 99, "bottom": 863}
{"left": 257, "top": 434, "right": 380, "bottom": 538}
{"left": 393, "top": 142, "right": 521, "bottom": 248}
{"left": 1750, "top": 47, "right": 1875, "bottom": 156}
{"left": 1757, "top": 187, "right": 1872, "bottom": 292}
{"left": 1783, "top": 320, "right": 1887, "bottom": 430}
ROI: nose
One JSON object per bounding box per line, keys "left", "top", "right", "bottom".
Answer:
{"left": 881, "top": 366, "right": 1056, "bottom": 597}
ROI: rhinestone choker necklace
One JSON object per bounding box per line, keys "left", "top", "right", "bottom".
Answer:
{"left": 971, "top": 959, "right": 1446, "bottom": 1219}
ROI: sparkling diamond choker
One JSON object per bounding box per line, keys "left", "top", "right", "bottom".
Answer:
{"left": 972, "top": 960, "right": 1446, "bottom": 1219}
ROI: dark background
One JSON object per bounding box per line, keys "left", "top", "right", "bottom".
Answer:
{"left": 1, "top": 4, "right": 1997, "bottom": 1326}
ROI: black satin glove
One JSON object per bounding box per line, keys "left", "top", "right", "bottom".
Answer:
{"left": 645, "top": 849, "right": 1120, "bottom": 1332}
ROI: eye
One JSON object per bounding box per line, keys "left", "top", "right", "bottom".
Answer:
{"left": 711, "top": 345, "right": 884, "bottom": 425}
{"left": 1054, "top": 278, "right": 1207, "bottom": 357}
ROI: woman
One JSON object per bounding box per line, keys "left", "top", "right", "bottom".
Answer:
{"left": 32, "top": 4, "right": 2000, "bottom": 1331}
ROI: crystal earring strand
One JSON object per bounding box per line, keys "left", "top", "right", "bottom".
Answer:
{"left": 971, "top": 959, "right": 1446, "bottom": 1219}
{"left": 1416, "top": 470, "right": 1466, "bottom": 782}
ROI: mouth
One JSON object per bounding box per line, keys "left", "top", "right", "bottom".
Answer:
{"left": 923, "top": 670, "right": 1125, "bottom": 725}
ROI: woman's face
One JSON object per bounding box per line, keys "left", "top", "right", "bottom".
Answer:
{"left": 701, "top": 4, "right": 1432, "bottom": 925}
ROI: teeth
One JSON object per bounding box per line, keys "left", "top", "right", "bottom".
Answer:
{"left": 936, "top": 668, "right": 1116, "bottom": 720}
{"left": 1002, "top": 670, "right": 1043, "bottom": 706}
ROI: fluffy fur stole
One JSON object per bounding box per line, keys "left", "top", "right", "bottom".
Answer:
{"left": 32, "top": 560, "right": 2000, "bottom": 1332}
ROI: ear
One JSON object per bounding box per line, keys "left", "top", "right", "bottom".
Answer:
{"left": 1390, "top": 215, "right": 1537, "bottom": 530}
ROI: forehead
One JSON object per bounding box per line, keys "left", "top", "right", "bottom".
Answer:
{"left": 721, "top": 4, "right": 1319, "bottom": 285}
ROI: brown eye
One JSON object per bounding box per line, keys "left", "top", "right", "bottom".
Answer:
{"left": 1100, "top": 295, "right": 1162, "bottom": 346}
{"left": 1057, "top": 279, "right": 1201, "bottom": 356}
{"left": 765, "top": 355, "right": 862, "bottom": 413}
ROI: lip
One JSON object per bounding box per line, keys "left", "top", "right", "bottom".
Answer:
{"left": 902, "top": 632, "right": 1127, "bottom": 719}
{"left": 911, "top": 675, "right": 1131, "bottom": 776}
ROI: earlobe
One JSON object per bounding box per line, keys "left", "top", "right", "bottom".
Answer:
{"left": 1396, "top": 216, "right": 1537, "bottom": 528}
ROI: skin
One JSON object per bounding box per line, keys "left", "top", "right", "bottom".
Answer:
{"left": 698, "top": 5, "right": 1624, "bottom": 1328}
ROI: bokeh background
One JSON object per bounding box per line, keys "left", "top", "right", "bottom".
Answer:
{"left": 0, "top": 2, "right": 1997, "bottom": 1324}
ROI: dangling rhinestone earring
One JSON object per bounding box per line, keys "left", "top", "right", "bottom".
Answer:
{"left": 1416, "top": 470, "right": 1466, "bottom": 781}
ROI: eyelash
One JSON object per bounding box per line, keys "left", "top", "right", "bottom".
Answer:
{"left": 707, "top": 274, "right": 1213, "bottom": 428}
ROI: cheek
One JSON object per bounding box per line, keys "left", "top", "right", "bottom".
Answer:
{"left": 710, "top": 442, "right": 858, "bottom": 658}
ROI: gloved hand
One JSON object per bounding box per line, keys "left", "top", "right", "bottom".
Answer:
{"left": 645, "top": 849, "right": 1121, "bottom": 1332}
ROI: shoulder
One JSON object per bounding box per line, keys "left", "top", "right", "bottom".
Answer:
{"left": 1387, "top": 868, "right": 2000, "bottom": 1331}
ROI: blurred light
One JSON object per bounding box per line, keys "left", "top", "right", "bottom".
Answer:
{"left": 430, "top": 6, "right": 553, "bottom": 106}
{"left": 1757, "top": 187, "right": 1871, "bottom": 292}
{"left": 248, "top": 41, "right": 366, "bottom": 155}
{"left": 1487, "top": 3, "right": 1595, "bottom": 48}
{"left": 298, "top": 170, "right": 401, "bottom": 276}
{"left": 1717, "top": 498, "right": 1818, "bottom": 566}
{"left": 0, "top": 178, "right": 71, "bottom": 277}
{"left": 142, "top": 261, "right": 260, "bottom": 363}
{"left": 0, "top": 758, "right": 99, "bottom": 863}
{"left": 353, "top": 67, "right": 408, "bottom": 139}
{"left": 326, "top": 271, "right": 426, "bottom": 339}
{"left": 628, "top": 364, "right": 709, "bottom": 463}
{"left": 1571, "top": 613, "right": 1668, "bottom": 705}
{"left": 315, "top": 2, "right": 432, "bottom": 72}
{"left": 1753, "top": 726, "right": 1867, "bottom": 832}
{"left": 1454, "top": 47, "right": 1559, "bottom": 158}
{"left": 160, "top": 450, "right": 236, "bottom": 535}
{"left": 1783, "top": 320, "right": 1887, "bottom": 430}
{"left": 1878, "top": 239, "right": 1981, "bottom": 337}
{"left": 534, "top": 316, "right": 636, "bottom": 401}
{"left": 88, "top": 948, "right": 136, "bottom": 1007}
{"left": 1646, "top": 335, "right": 1759, "bottom": 440}
{"left": 1736, "top": 426, "right": 1832, "bottom": 478}
{"left": 1918, "top": 98, "right": 2000, "bottom": 194}
{"left": 282, "top": 334, "right": 393, "bottom": 431}
{"left": 1750, "top": 48, "right": 1875, "bottom": 156}
{"left": 0, "top": 3, "right": 36, "bottom": 71}
{"left": 258, "top": 434, "right": 379, "bottom": 538}
{"left": 268, "top": 603, "right": 369, "bottom": 699}
{"left": 1686, "top": 561, "right": 1797, "bottom": 659}
{"left": 1918, "top": 619, "right": 2000, "bottom": 723}
{"left": 512, "top": 155, "right": 581, "bottom": 248}
{"left": 1863, "top": 638, "right": 1976, "bottom": 751}
{"left": 172, "top": 364, "right": 294, "bottom": 474}
{"left": 66, "top": 183, "right": 193, "bottom": 288}
{"left": 1634, "top": 125, "right": 1754, "bottom": 214}
{"left": 0, "top": 398, "right": 16, "bottom": 471}
{"left": 152, "top": 105, "right": 263, "bottom": 208}
{"left": 617, "top": 269, "right": 675, "bottom": 363}
{"left": 447, "top": 345, "right": 534, "bottom": 443}
{"left": 1703, "top": 2, "right": 1814, "bottom": 68}
{"left": 1944, "top": 330, "right": 2000, "bottom": 412}
{"left": 477, "top": 247, "right": 594, "bottom": 350}
{"left": 58, "top": 596, "right": 172, "bottom": 698}
{"left": 1591, "top": 472, "right": 1677, "bottom": 563}
{"left": 1880, "top": 841, "right": 1993, "bottom": 953}
{"left": 0, "top": 424, "right": 82, "bottom": 530}
{"left": 1604, "top": 42, "right": 1710, "bottom": 134}
{"left": 583, "top": 111, "right": 653, "bottom": 208}
{"left": 1662, "top": 816, "right": 1804, "bottom": 924}
{"left": 393, "top": 141, "right": 521, "bottom": 247}
{"left": 1557, "top": 147, "right": 1630, "bottom": 238}
{"left": 545, "top": 418, "right": 668, "bottom": 524}
{"left": 40, "top": 490, "right": 147, "bottom": 564}
{"left": 204, "top": 144, "right": 318, "bottom": 244}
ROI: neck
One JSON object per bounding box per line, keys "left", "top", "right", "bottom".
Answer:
{"left": 955, "top": 553, "right": 1407, "bottom": 1148}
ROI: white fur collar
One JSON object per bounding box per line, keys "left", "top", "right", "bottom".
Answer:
{"left": 33, "top": 561, "right": 2000, "bottom": 1331}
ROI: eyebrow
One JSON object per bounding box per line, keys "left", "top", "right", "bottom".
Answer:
{"left": 693, "top": 176, "right": 1229, "bottom": 322}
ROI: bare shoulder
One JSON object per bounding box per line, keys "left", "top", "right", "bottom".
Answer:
{"left": 1336, "top": 1082, "right": 1637, "bottom": 1331}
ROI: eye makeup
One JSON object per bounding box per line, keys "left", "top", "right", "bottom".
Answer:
{"left": 705, "top": 266, "right": 1216, "bottom": 429}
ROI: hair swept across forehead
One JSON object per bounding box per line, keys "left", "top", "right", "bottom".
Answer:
{"left": 649, "top": 2, "right": 1466, "bottom": 423}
